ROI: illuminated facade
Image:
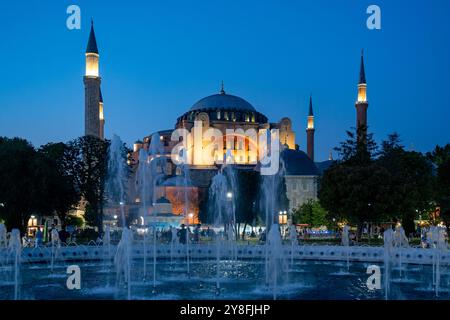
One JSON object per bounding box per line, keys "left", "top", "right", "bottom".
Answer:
{"left": 82, "top": 26, "right": 369, "bottom": 224}
{"left": 130, "top": 85, "right": 319, "bottom": 222}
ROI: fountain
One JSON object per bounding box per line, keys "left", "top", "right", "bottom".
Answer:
{"left": 208, "top": 165, "right": 237, "bottom": 295}
{"left": 266, "top": 223, "right": 285, "bottom": 300}
{"left": 288, "top": 222, "right": 298, "bottom": 268}
{"left": 137, "top": 148, "right": 150, "bottom": 282}
{"left": 8, "top": 229, "right": 21, "bottom": 300}
{"left": 175, "top": 149, "right": 193, "bottom": 278}
{"left": 393, "top": 224, "right": 409, "bottom": 278}
{"left": 107, "top": 135, "right": 133, "bottom": 299}
{"left": 259, "top": 141, "right": 288, "bottom": 299}
{"left": 50, "top": 228, "right": 60, "bottom": 272}
{"left": 383, "top": 227, "right": 395, "bottom": 300}
{"left": 169, "top": 226, "right": 178, "bottom": 266}
{"left": 427, "top": 225, "right": 447, "bottom": 297}
{"left": 0, "top": 223, "right": 6, "bottom": 248}
{"left": 103, "top": 225, "right": 111, "bottom": 267}
{"left": 342, "top": 225, "right": 350, "bottom": 271}
{"left": 114, "top": 228, "right": 132, "bottom": 299}
{"left": 1, "top": 135, "right": 450, "bottom": 300}
{"left": 147, "top": 133, "right": 166, "bottom": 292}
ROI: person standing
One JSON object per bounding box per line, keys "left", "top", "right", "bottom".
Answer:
{"left": 35, "top": 227, "right": 43, "bottom": 247}
{"left": 177, "top": 224, "right": 187, "bottom": 245}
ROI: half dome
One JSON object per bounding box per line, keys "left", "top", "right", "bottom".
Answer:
{"left": 281, "top": 149, "right": 319, "bottom": 176}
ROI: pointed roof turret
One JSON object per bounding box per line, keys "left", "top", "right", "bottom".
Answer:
{"left": 86, "top": 19, "right": 99, "bottom": 54}
{"left": 359, "top": 49, "right": 366, "bottom": 84}
{"left": 308, "top": 95, "right": 313, "bottom": 116}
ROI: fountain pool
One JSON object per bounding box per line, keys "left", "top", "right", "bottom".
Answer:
{"left": 1, "top": 243, "right": 449, "bottom": 300}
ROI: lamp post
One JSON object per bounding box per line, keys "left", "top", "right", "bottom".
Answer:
{"left": 188, "top": 213, "right": 194, "bottom": 226}
{"left": 278, "top": 210, "right": 288, "bottom": 237}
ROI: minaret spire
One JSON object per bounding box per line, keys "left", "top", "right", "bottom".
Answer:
{"left": 356, "top": 49, "right": 369, "bottom": 143}
{"left": 86, "top": 19, "right": 99, "bottom": 54}
{"left": 306, "top": 95, "right": 315, "bottom": 161}
{"left": 359, "top": 49, "right": 366, "bottom": 84}
{"left": 220, "top": 80, "right": 225, "bottom": 94}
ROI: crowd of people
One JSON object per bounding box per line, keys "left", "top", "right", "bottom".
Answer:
{"left": 23, "top": 224, "right": 72, "bottom": 247}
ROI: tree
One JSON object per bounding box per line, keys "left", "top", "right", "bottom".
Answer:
{"left": 427, "top": 144, "right": 450, "bottom": 231}
{"left": 319, "top": 162, "right": 392, "bottom": 231}
{"left": 335, "top": 125, "right": 378, "bottom": 166}
{"left": 0, "top": 138, "right": 40, "bottom": 233}
{"left": 377, "top": 134, "right": 434, "bottom": 235}
{"left": 293, "top": 199, "right": 329, "bottom": 227}
{"left": 68, "top": 136, "right": 109, "bottom": 233}
{"left": 38, "top": 143, "right": 81, "bottom": 225}
{"left": 319, "top": 127, "right": 388, "bottom": 237}
{"left": 437, "top": 159, "right": 450, "bottom": 231}
{"left": 235, "top": 169, "right": 259, "bottom": 240}
{"left": 320, "top": 131, "right": 436, "bottom": 237}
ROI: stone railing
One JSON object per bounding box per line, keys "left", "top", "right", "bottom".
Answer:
{"left": 1, "top": 243, "right": 447, "bottom": 266}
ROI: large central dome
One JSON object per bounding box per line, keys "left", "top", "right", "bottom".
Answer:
{"left": 190, "top": 91, "right": 256, "bottom": 112}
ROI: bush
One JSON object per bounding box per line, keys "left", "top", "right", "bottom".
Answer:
{"left": 74, "top": 228, "right": 99, "bottom": 243}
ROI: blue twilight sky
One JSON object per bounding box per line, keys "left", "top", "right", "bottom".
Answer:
{"left": 0, "top": 0, "right": 449, "bottom": 161}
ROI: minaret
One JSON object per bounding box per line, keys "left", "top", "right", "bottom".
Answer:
{"left": 84, "top": 20, "right": 104, "bottom": 139}
{"left": 99, "top": 88, "right": 104, "bottom": 140}
{"left": 306, "top": 95, "right": 315, "bottom": 161}
{"left": 355, "top": 50, "right": 368, "bottom": 136}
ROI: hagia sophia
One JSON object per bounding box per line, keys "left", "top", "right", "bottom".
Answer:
{"left": 83, "top": 22, "right": 369, "bottom": 227}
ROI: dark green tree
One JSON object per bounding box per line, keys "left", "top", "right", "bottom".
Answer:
{"left": 235, "top": 169, "right": 259, "bottom": 240}
{"left": 335, "top": 125, "right": 378, "bottom": 166}
{"left": 319, "top": 162, "right": 392, "bottom": 231}
{"left": 319, "top": 127, "right": 390, "bottom": 237}
{"left": 38, "top": 143, "right": 81, "bottom": 225}
{"left": 293, "top": 199, "right": 329, "bottom": 227}
{"left": 68, "top": 136, "right": 109, "bottom": 233}
{"left": 427, "top": 144, "right": 450, "bottom": 231}
{"left": 377, "top": 134, "right": 435, "bottom": 235}
{"left": 0, "top": 138, "right": 40, "bottom": 233}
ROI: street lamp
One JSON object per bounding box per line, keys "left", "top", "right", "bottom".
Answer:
{"left": 278, "top": 211, "right": 288, "bottom": 225}
{"left": 188, "top": 213, "right": 194, "bottom": 226}
{"left": 226, "top": 192, "right": 233, "bottom": 200}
